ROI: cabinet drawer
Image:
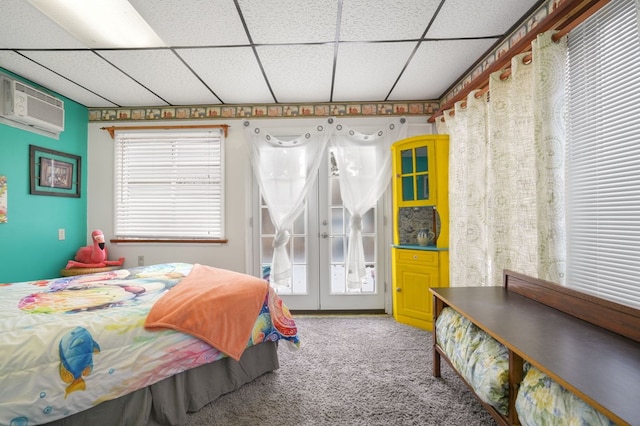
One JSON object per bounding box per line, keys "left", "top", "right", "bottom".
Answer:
{"left": 396, "top": 249, "right": 439, "bottom": 267}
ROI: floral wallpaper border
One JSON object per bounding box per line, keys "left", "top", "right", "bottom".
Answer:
{"left": 440, "top": 0, "right": 564, "bottom": 106}
{"left": 88, "top": 101, "right": 440, "bottom": 122}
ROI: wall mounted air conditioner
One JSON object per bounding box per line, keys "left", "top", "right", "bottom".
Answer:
{"left": 0, "top": 74, "right": 65, "bottom": 139}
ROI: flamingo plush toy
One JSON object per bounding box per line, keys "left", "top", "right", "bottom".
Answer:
{"left": 65, "top": 230, "right": 124, "bottom": 269}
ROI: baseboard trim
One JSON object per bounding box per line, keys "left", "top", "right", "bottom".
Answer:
{"left": 291, "top": 309, "right": 386, "bottom": 315}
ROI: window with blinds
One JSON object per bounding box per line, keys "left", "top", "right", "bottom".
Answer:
{"left": 566, "top": 0, "right": 640, "bottom": 309}
{"left": 114, "top": 129, "right": 225, "bottom": 241}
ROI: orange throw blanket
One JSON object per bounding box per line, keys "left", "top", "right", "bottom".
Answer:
{"left": 144, "top": 264, "right": 269, "bottom": 361}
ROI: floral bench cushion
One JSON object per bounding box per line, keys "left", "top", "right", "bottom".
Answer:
{"left": 435, "top": 307, "right": 509, "bottom": 415}
{"left": 515, "top": 365, "right": 616, "bottom": 426}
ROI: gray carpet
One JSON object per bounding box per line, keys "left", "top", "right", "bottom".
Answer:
{"left": 186, "top": 315, "right": 497, "bottom": 426}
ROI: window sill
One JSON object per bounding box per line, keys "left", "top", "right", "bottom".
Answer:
{"left": 110, "top": 239, "right": 228, "bottom": 244}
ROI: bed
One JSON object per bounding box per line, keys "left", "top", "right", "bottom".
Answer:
{"left": 0, "top": 262, "right": 300, "bottom": 426}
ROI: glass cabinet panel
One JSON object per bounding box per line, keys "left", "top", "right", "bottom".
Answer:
{"left": 416, "top": 175, "right": 429, "bottom": 200}
{"left": 401, "top": 149, "right": 413, "bottom": 174}
{"left": 402, "top": 176, "right": 414, "bottom": 201}
{"left": 415, "top": 147, "right": 428, "bottom": 172}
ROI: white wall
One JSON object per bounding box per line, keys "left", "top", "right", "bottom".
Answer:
{"left": 87, "top": 116, "right": 433, "bottom": 274}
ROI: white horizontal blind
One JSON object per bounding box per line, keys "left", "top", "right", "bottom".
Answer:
{"left": 566, "top": 0, "right": 640, "bottom": 309}
{"left": 114, "top": 129, "right": 224, "bottom": 240}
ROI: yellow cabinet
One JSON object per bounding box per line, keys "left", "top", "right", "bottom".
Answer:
{"left": 391, "top": 135, "right": 449, "bottom": 331}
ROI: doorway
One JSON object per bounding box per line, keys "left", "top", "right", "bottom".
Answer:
{"left": 252, "top": 148, "right": 389, "bottom": 311}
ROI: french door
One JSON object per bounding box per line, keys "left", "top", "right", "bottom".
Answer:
{"left": 251, "top": 148, "right": 389, "bottom": 311}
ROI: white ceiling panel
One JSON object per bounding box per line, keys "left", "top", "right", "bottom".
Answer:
{"left": 238, "top": 0, "right": 338, "bottom": 44}
{"left": 0, "top": 0, "right": 545, "bottom": 108}
{"left": 0, "top": 0, "right": 86, "bottom": 49}
{"left": 130, "top": 0, "right": 249, "bottom": 47}
{"left": 340, "top": 0, "right": 441, "bottom": 41}
{"left": 389, "top": 38, "right": 498, "bottom": 100}
{"left": 427, "top": 0, "right": 538, "bottom": 38}
{"left": 257, "top": 44, "right": 335, "bottom": 103}
{"left": 19, "top": 50, "right": 166, "bottom": 106}
{"left": 176, "top": 47, "right": 273, "bottom": 104}
{"left": 97, "top": 49, "right": 220, "bottom": 105}
{"left": 333, "top": 42, "right": 416, "bottom": 102}
{"left": 0, "top": 50, "right": 118, "bottom": 107}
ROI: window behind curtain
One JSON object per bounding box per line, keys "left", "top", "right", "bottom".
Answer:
{"left": 114, "top": 129, "right": 225, "bottom": 240}
{"left": 566, "top": 0, "right": 640, "bottom": 309}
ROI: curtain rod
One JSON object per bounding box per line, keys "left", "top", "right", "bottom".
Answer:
{"left": 101, "top": 124, "right": 230, "bottom": 139}
{"left": 429, "top": 0, "right": 611, "bottom": 123}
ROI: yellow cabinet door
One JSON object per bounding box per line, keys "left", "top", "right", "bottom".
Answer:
{"left": 393, "top": 138, "right": 437, "bottom": 208}
{"left": 392, "top": 248, "right": 446, "bottom": 331}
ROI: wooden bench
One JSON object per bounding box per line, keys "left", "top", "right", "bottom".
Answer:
{"left": 430, "top": 270, "right": 640, "bottom": 426}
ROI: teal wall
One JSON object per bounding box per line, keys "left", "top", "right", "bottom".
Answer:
{"left": 0, "top": 69, "right": 88, "bottom": 282}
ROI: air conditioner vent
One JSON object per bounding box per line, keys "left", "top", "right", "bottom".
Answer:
{"left": 0, "top": 74, "right": 65, "bottom": 139}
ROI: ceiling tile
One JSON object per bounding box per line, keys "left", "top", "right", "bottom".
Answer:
{"left": 238, "top": 0, "right": 338, "bottom": 44}
{"left": 0, "top": 0, "right": 87, "bottom": 49}
{"left": 176, "top": 47, "right": 273, "bottom": 104}
{"left": 389, "top": 38, "right": 498, "bottom": 100}
{"left": 0, "top": 51, "right": 117, "bottom": 107}
{"left": 19, "top": 50, "right": 167, "bottom": 107}
{"left": 427, "top": 0, "right": 539, "bottom": 38}
{"left": 257, "top": 44, "right": 335, "bottom": 103}
{"left": 97, "top": 49, "right": 220, "bottom": 105}
{"left": 333, "top": 42, "right": 416, "bottom": 102}
{"left": 130, "top": 0, "right": 249, "bottom": 46}
{"left": 340, "top": 0, "right": 441, "bottom": 41}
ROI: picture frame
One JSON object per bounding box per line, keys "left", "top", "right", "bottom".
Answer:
{"left": 29, "top": 145, "right": 81, "bottom": 197}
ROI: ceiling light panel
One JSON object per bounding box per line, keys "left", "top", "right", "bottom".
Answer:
{"left": 238, "top": 0, "right": 338, "bottom": 44}
{"left": 389, "top": 38, "right": 497, "bottom": 100}
{"left": 176, "top": 47, "right": 273, "bottom": 104}
{"left": 97, "top": 49, "right": 220, "bottom": 105}
{"left": 0, "top": 51, "right": 117, "bottom": 107}
{"left": 19, "top": 50, "right": 167, "bottom": 106}
{"left": 256, "top": 44, "right": 335, "bottom": 103}
{"left": 26, "top": 0, "right": 165, "bottom": 48}
{"left": 339, "top": 0, "right": 440, "bottom": 41}
{"left": 129, "top": 0, "right": 249, "bottom": 47}
{"left": 427, "top": 0, "right": 540, "bottom": 38}
{"left": 333, "top": 42, "right": 416, "bottom": 102}
{"left": 0, "top": 0, "right": 86, "bottom": 49}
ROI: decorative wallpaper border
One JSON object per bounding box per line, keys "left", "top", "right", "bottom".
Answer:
{"left": 88, "top": 101, "right": 440, "bottom": 122}
{"left": 440, "top": 0, "right": 563, "bottom": 106}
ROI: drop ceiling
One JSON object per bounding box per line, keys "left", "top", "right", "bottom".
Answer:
{"left": 0, "top": 0, "right": 544, "bottom": 109}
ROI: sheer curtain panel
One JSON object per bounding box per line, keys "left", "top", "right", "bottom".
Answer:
{"left": 331, "top": 117, "right": 407, "bottom": 290}
{"left": 244, "top": 119, "right": 333, "bottom": 289}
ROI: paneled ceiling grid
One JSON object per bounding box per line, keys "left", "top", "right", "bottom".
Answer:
{"left": 0, "top": 0, "right": 544, "bottom": 108}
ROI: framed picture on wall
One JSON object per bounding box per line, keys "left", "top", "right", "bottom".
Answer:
{"left": 29, "top": 145, "right": 81, "bottom": 197}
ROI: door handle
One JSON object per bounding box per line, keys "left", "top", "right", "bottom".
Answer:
{"left": 321, "top": 232, "right": 329, "bottom": 238}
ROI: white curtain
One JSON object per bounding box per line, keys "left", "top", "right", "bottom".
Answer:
{"left": 438, "top": 30, "right": 567, "bottom": 286}
{"left": 331, "top": 117, "right": 408, "bottom": 290}
{"left": 244, "top": 118, "right": 333, "bottom": 289}
{"left": 439, "top": 92, "right": 489, "bottom": 287}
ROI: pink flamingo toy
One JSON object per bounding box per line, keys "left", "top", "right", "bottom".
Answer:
{"left": 65, "top": 230, "right": 124, "bottom": 269}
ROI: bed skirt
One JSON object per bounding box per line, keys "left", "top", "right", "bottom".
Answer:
{"left": 44, "top": 341, "right": 279, "bottom": 426}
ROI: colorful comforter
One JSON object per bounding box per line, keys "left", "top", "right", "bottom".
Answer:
{"left": 0, "top": 263, "right": 299, "bottom": 426}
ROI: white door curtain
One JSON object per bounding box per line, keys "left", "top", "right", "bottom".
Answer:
{"left": 436, "top": 30, "right": 567, "bottom": 287}
{"left": 244, "top": 117, "right": 408, "bottom": 291}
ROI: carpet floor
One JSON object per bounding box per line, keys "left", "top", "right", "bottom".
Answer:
{"left": 186, "top": 314, "right": 497, "bottom": 426}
